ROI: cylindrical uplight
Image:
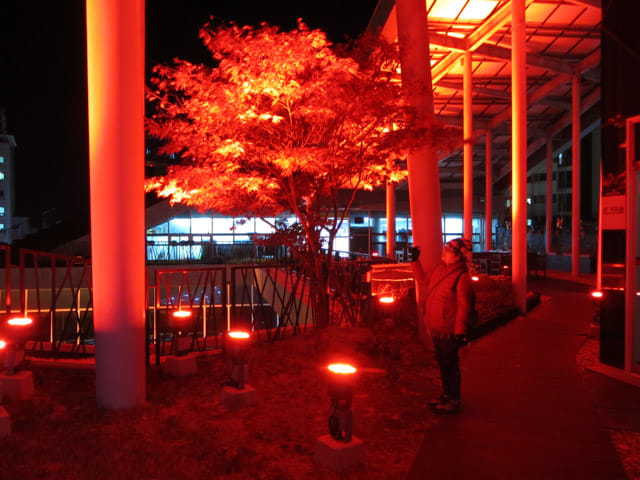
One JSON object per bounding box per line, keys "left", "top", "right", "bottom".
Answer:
{"left": 327, "top": 363, "right": 357, "bottom": 442}
{"left": 171, "top": 310, "right": 193, "bottom": 355}
{"left": 591, "top": 291, "right": 603, "bottom": 326}
{"left": 4, "top": 316, "right": 33, "bottom": 375}
{"left": 227, "top": 331, "right": 251, "bottom": 389}
{"left": 7, "top": 317, "right": 33, "bottom": 327}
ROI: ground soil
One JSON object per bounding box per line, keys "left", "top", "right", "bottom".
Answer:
{"left": 0, "top": 278, "right": 637, "bottom": 479}
{"left": 0, "top": 324, "right": 441, "bottom": 480}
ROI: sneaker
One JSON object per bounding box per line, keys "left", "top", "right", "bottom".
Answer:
{"left": 433, "top": 398, "right": 460, "bottom": 414}
{"left": 428, "top": 395, "right": 448, "bottom": 408}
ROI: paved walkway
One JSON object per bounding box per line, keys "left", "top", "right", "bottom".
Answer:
{"left": 407, "top": 276, "right": 638, "bottom": 480}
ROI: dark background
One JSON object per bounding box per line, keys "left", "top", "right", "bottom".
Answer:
{"left": 0, "top": 1, "right": 378, "bottom": 239}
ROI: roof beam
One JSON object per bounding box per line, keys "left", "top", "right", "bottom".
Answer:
{"left": 492, "top": 86, "right": 601, "bottom": 184}
{"left": 489, "top": 74, "right": 571, "bottom": 129}
{"left": 438, "top": 80, "right": 512, "bottom": 100}
{"left": 476, "top": 43, "right": 575, "bottom": 75}
{"left": 566, "top": 0, "right": 601, "bottom": 8}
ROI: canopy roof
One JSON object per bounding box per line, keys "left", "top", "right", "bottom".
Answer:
{"left": 368, "top": 0, "right": 601, "bottom": 193}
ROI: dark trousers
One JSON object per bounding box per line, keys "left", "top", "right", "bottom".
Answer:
{"left": 432, "top": 335, "right": 461, "bottom": 401}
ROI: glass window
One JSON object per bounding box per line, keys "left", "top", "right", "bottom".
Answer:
{"left": 0, "top": 156, "right": 4, "bottom": 164}
{"left": 233, "top": 217, "right": 255, "bottom": 234}
{"left": 0, "top": 173, "right": 5, "bottom": 181}
{"left": 0, "top": 207, "right": 5, "bottom": 215}
{"left": 212, "top": 217, "right": 235, "bottom": 242}
{"left": 350, "top": 215, "right": 369, "bottom": 226}
{"left": 191, "top": 217, "right": 212, "bottom": 234}
{"left": 169, "top": 218, "right": 191, "bottom": 234}
{"left": 255, "top": 218, "right": 275, "bottom": 233}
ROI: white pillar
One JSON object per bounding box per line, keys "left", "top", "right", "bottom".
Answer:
{"left": 386, "top": 182, "right": 396, "bottom": 258}
{"left": 86, "top": 0, "right": 146, "bottom": 408}
{"left": 396, "top": 0, "right": 442, "bottom": 344}
{"left": 546, "top": 138, "right": 553, "bottom": 253}
{"left": 463, "top": 51, "right": 473, "bottom": 244}
{"left": 396, "top": 0, "right": 442, "bottom": 270}
{"left": 511, "top": 0, "right": 528, "bottom": 313}
{"left": 571, "top": 75, "right": 581, "bottom": 277}
{"left": 485, "top": 130, "right": 493, "bottom": 250}
{"left": 624, "top": 117, "right": 639, "bottom": 372}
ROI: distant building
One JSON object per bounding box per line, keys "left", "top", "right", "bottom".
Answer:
{"left": 0, "top": 134, "right": 23, "bottom": 244}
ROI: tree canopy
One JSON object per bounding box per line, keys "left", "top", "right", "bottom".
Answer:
{"left": 145, "top": 20, "right": 455, "bottom": 248}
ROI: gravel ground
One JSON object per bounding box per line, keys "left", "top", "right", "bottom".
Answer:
{"left": 576, "top": 337, "right": 640, "bottom": 480}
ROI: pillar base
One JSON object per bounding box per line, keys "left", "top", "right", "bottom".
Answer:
{"left": 588, "top": 323, "right": 600, "bottom": 338}
{"left": 0, "top": 406, "right": 10, "bottom": 438}
{"left": 164, "top": 353, "right": 197, "bottom": 376}
{"left": 314, "top": 434, "right": 364, "bottom": 471}
{"left": 0, "top": 370, "right": 34, "bottom": 400}
{"left": 220, "top": 384, "right": 256, "bottom": 409}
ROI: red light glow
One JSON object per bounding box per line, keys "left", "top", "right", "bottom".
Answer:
{"left": 172, "top": 310, "right": 192, "bottom": 319}
{"left": 328, "top": 363, "right": 357, "bottom": 375}
{"left": 8, "top": 317, "right": 33, "bottom": 327}
{"left": 372, "top": 252, "right": 379, "bottom": 257}
{"left": 0, "top": 340, "right": 6, "bottom": 349}
{"left": 591, "top": 291, "right": 603, "bottom": 299}
{"left": 471, "top": 275, "right": 480, "bottom": 282}
{"left": 228, "top": 331, "right": 250, "bottom": 340}
{"left": 379, "top": 296, "right": 395, "bottom": 304}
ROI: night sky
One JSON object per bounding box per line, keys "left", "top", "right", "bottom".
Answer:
{"left": 0, "top": 1, "right": 379, "bottom": 234}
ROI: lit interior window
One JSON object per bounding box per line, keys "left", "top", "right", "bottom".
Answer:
{"left": 0, "top": 207, "right": 5, "bottom": 215}
{"left": 0, "top": 156, "right": 4, "bottom": 164}
{"left": 0, "top": 172, "right": 5, "bottom": 181}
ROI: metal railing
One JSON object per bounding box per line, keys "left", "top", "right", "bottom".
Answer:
{"left": 0, "top": 247, "right": 377, "bottom": 361}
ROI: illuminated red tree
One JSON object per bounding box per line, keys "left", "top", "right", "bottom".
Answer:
{"left": 146, "top": 20, "right": 455, "bottom": 326}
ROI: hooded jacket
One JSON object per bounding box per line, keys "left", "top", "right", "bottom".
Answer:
{"left": 413, "top": 259, "right": 474, "bottom": 338}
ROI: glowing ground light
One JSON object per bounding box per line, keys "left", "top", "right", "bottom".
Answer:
{"left": 591, "top": 291, "right": 603, "bottom": 299}
{"left": 328, "top": 363, "right": 357, "bottom": 375}
{"left": 471, "top": 275, "right": 480, "bottom": 282}
{"left": 172, "top": 310, "right": 192, "bottom": 319}
{"left": 379, "top": 296, "right": 395, "bottom": 304}
{"left": 228, "top": 331, "right": 250, "bottom": 340}
{"left": 0, "top": 340, "right": 6, "bottom": 349}
{"left": 8, "top": 317, "right": 33, "bottom": 327}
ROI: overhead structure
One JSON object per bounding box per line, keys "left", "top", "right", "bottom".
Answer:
{"left": 369, "top": 0, "right": 601, "bottom": 190}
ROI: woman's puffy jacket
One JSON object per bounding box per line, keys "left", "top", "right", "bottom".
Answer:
{"left": 412, "top": 259, "right": 473, "bottom": 337}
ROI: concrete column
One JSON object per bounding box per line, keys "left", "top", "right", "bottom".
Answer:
{"left": 546, "top": 137, "right": 553, "bottom": 253}
{"left": 396, "top": 0, "right": 442, "bottom": 343}
{"left": 624, "top": 117, "right": 639, "bottom": 372}
{"left": 571, "top": 75, "right": 581, "bottom": 277}
{"left": 463, "top": 51, "right": 473, "bottom": 244}
{"left": 86, "top": 0, "right": 146, "bottom": 408}
{"left": 396, "top": 0, "right": 442, "bottom": 270}
{"left": 386, "top": 182, "right": 396, "bottom": 258}
{"left": 485, "top": 130, "right": 493, "bottom": 251}
{"left": 511, "top": 0, "right": 528, "bottom": 313}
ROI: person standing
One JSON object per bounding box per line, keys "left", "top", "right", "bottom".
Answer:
{"left": 411, "top": 238, "right": 474, "bottom": 414}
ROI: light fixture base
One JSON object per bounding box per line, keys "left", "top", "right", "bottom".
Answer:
{"left": 220, "top": 384, "right": 257, "bottom": 409}
{"left": 163, "top": 353, "right": 198, "bottom": 376}
{"left": 0, "top": 370, "right": 34, "bottom": 400}
{"left": 314, "top": 434, "right": 364, "bottom": 472}
{"left": 0, "top": 406, "right": 10, "bottom": 438}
